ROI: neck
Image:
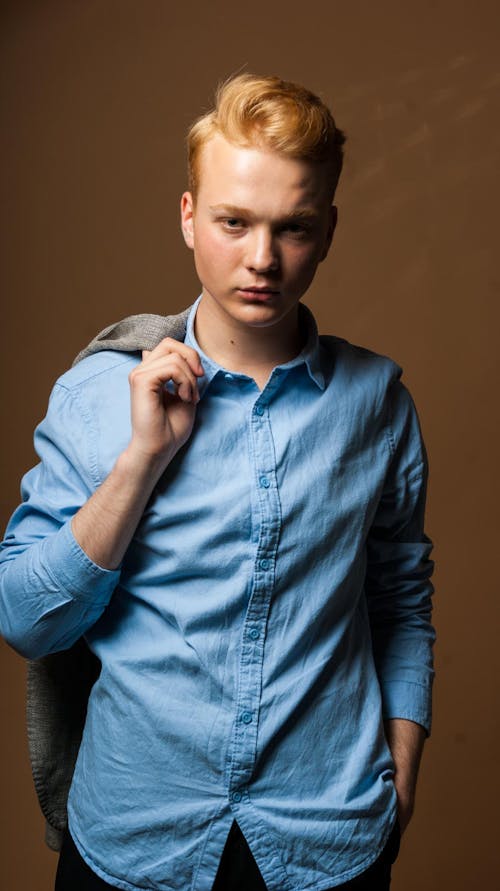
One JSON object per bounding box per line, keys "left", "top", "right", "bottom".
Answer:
{"left": 193, "top": 290, "right": 305, "bottom": 375}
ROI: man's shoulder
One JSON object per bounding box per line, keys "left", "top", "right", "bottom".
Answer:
{"left": 54, "top": 303, "right": 194, "bottom": 393}
{"left": 54, "top": 349, "right": 138, "bottom": 394}
{"left": 48, "top": 351, "right": 140, "bottom": 476}
{"left": 319, "top": 333, "right": 403, "bottom": 387}
{"left": 72, "top": 306, "right": 193, "bottom": 366}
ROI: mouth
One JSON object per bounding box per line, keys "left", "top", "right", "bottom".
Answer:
{"left": 238, "top": 287, "right": 280, "bottom": 301}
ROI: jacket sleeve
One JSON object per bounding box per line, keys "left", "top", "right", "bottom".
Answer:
{"left": 0, "top": 382, "right": 120, "bottom": 659}
{"left": 365, "top": 377, "right": 436, "bottom": 736}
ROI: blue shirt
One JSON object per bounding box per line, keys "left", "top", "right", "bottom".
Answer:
{"left": 0, "top": 296, "right": 435, "bottom": 891}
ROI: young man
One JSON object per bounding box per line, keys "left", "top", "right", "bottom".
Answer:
{"left": 0, "top": 74, "right": 435, "bottom": 890}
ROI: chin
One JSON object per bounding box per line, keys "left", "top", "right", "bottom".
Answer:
{"left": 203, "top": 288, "right": 296, "bottom": 325}
{"left": 230, "top": 307, "right": 276, "bottom": 324}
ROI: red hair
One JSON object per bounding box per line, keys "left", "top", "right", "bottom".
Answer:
{"left": 187, "top": 73, "right": 345, "bottom": 202}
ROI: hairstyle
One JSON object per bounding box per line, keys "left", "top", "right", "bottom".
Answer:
{"left": 186, "top": 73, "right": 346, "bottom": 203}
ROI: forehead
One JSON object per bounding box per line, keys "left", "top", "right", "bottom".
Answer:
{"left": 196, "top": 133, "right": 330, "bottom": 212}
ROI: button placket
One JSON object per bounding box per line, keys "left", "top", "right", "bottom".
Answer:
{"left": 228, "top": 398, "right": 282, "bottom": 805}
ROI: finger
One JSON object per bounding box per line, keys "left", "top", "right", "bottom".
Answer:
{"left": 131, "top": 353, "right": 199, "bottom": 403}
{"left": 143, "top": 337, "right": 204, "bottom": 376}
{"left": 163, "top": 382, "right": 200, "bottom": 405}
{"left": 142, "top": 349, "right": 151, "bottom": 360}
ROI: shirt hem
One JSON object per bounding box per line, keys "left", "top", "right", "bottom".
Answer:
{"left": 68, "top": 821, "right": 153, "bottom": 891}
{"left": 293, "top": 808, "right": 399, "bottom": 890}
{"left": 67, "top": 807, "right": 399, "bottom": 891}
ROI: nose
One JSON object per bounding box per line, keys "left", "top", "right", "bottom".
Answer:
{"left": 245, "top": 227, "right": 280, "bottom": 274}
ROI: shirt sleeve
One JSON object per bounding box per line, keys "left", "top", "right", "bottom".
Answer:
{"left": 365, "top": 377, "right": 436, "bottom": 736}
{"left": 0, "top": 381, "right": 121, "bottom": 660}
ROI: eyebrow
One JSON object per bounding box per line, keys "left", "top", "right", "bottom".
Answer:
{"left": 208, "top": 204, "right": 320, "bottom": 222}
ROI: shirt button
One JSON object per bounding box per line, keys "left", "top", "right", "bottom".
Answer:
{"left": 241, "top": 711, "right": 253, "bottom": 724}
{"left": 232, "top": 790, "right": 243, "bottom": 803}
{"left": 248, "top": 627, "right": 260, "bottom": 640}
{"left": 259, "top": 476, "right": 270, "bottom": 488}
{"left": 255, "top": 405, "right": 264, "bottom": 416}
{"left": 260, "top": 558, "right": 269, "bottom": 570}
{"left": 224, "top": 373, "right": 234, "bottom": 381}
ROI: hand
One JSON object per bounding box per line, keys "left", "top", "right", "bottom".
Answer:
{"left": 126, "top": 337, "right": 205, "bottom": 468}
{"left": 384, "top": 717, "right": 427, "bottom": 838}
{"left": 394, "top": 778, "right": 415, "bottom": 836}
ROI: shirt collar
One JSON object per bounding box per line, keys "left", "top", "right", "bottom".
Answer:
{"left": 184, "top": 294, "right": 325, "bottom": 398}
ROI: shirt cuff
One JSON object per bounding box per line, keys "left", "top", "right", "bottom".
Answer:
{"left": 45, "top": 519, "right": 121, "bottom": 604}
{"left": 380, "top": 679, "right": 433, "bottom": 736}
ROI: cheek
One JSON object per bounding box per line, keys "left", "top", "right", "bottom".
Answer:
{"left": 285, "top": 245, "right": 322, "bottom": 291}
{"left": 195, "top": 230, "right": 236, "bottom": 278}
{"left": 287, "top": 244, "right": 320, "bottom": 274}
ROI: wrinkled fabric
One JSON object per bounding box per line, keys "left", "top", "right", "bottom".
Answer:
{"left": 0, "top": 296, "right": 435, "bottom": 891}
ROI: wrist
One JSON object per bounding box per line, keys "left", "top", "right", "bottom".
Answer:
{"left": 394, "top": 771, "right": 417, "bottom": 800}
{"left": 118, "top": 442, "right": 173, "bottom": 484}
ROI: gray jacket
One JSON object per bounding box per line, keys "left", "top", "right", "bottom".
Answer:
{"left": 27, "top": 306, "right": 192, "bottom": 851}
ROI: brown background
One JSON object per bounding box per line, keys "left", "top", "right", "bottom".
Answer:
{"left": 1, "top": 1, "right": 499, "bottom": 888}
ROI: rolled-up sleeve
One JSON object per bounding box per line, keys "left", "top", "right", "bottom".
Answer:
{"left": 365, "top": 378, "right": 436, "bottom": 735}
{"left": 0, "top": 382, "right": 120, "bottom": 659}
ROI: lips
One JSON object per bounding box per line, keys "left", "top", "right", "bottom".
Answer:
{"left": 238, "top": 288, "right": 280, "bottom": 301}
{"left": 239, "top": 287, "right": 280, "bottom": 296}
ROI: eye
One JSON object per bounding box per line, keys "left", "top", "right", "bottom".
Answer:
{"left": 221, "top": 218, "right": 245, "bottom": 230}
{"left": 283, "top": 223, "right": 310, "bottom": 238}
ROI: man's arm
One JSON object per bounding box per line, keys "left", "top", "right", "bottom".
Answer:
{"left": 384, "top": 717, "right": 426, "bottom": 834}
{"left": 71, "top": 339, "right": 204, "bottom": 569}
{"left": 365, "top": 378, "right": 435, "bottom": 834}
{"left": 0, "top": 338, "right": 204, "bottom": 656}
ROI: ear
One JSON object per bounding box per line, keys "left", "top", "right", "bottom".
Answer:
{"left": 319, "top": 205, "right": 338, "bottom": 263}
{"left": 180, "top": 191, "right": 195, "bottom": 249}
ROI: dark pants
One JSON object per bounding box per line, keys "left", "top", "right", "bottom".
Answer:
{"left": 55, "top": 818, "right": 400, "bottom": 890}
